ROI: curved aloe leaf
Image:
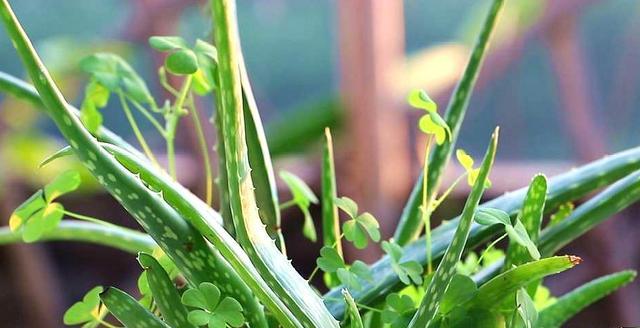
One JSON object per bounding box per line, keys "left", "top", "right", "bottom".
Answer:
{"left": 100, "top": 287, "right": 170, "bottom": 328}
{"left": 322, "top": 128, "right": 342, "bottom": 287}
{"left": 0, "top": 71, "right": 143, "bottom": 158}
{"left": 0, "top": 220, "right": 155, "bottom": 253}
{"left": 539, "top": 170, "right": 640, "bottom": 256}
{"left": 240, "top": 60, "right": 285, "bottom": 253}
{"left": 0, "top": 3, "right": 269, "bottom": 327}
{"left": 537, "top": 270, "right": 637, "bottom": 328}
{"left": 504, "top": 174, "right": 547, "bottom": 271}
{"left": 394, "top": 0, "right": 505, "bottom": 245}
{"left": 325, "top": 146, "right": 640, "bottom": 318}
{"left": 472, "top": 256, "right": 580, "bottom": 308}
{"left": 211, "top": 0, "right": 337, "bottom": 326}
{"left": 138, "top": 252, "right": 194, "bottom": 328}
{"left": 409, "top": 128, "right": 498, "bottom": 327}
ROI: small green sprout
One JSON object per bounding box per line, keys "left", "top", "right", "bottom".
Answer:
{"left": 279, "top": 170, "right": 319, "bottom": 242}
{"left": 408, "top": 89, "right": 451, "bottom": 145}
{"left": 456, "top": 149, "right": 492, "bottom": 187}
{"left": 80, "top": 79, "right": 110, "bottom": 134}
{"left": 335, "top": 196, "right": 380, "bottom": 249}
{"left": 9, "top": 170, "right": 81, "bottom": 242}
{"left": 382, "top": 240, "right": 424, "bottom": 285}
{"left": 181, "top": 282, "right": 245, "bottom": 328}
{"left": 474, "top": 207, "right": 540, "bottom": 260}
{"left": 63, "top": 286, "right": 105, "bottom": 326}
{"left": 317, "top": 246, "right": 372, "bottom": 291}
{"left": 382, "top": 293, "right": 416, "bottom": 328}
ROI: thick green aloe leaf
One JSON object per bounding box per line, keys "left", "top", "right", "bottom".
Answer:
{"left": 0, "top": 220, "right": 155, "bottom": 253}
{"left": 138, "top": 253, "right": 194, "bottom": 328}
{"left": 409, "top": 128, "right": 498, "bottom": 327}
{"left": 325, "top": 146, "right": 640, "bottom": 318}
{"left": 210, "top": 0, "right": 337, "bottom": 326}
{"left": 537, "top": 270, "right": 637, "bottom": 328}
{"left": 394, "top": 0, "right": 506, "bottom": 245}
{"left": 100, "top": 287, "right": 169, "bottom": 328}
{"left": 472, "top": 256, "right": 580, "bottom": 307}
{"left": 0, "top": 3, "right": 269, "bottom": 327}
{"left": 240, "top": 60, "right": 285, "bottom": 252}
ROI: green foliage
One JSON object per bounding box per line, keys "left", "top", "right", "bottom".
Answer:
{"left": 63, "top": 286, "right": 104, "bottom": 326}
{"left": 317, "top": 246, "right": 373, "bottom": 291}
{"left": 9, "top": 170, "right": 80, "bottom": 242}
{"left": 0, "top": 0, "right": 638, "bottom": 327}
{"left": 382, "top": 240, "right": 424, "bottom": 285}
{"left": 336, "top": 196, "right": 381, "bottom": 249}
{"left": 279, "top": 170, "right": 318, "bottom": 241}
{"left": 182, "top": 282, "right": 245, "bottom": 328}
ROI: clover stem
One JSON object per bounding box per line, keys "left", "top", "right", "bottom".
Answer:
{"left": 422, "top": 136, "right": 434, "bottom": 274}
{"left": 165, "top": 75, "right": 193, "bottom": 179}
{"left": 187, "top": 95, "right": 214, "bottom": 206}
{"left": 278, "top": 199, "right": 297, "bottom": 210}
{"left": 126, "top": 96, "right": 166, "bottom": 135}
{"left": 308, "top": 233, "right": 344, "bottom": 283}
{"left": 431, "top": 172, "right": 467, "bottom": 211}
{"left": 354, "top": 302, "right": 383, "bottom": 313}
{"left": 61, "top": 210, "right": 120, "bottom": 229}
{"left": 477, "top": 232, "right": 508, "bottom": 266}
{"left": 117, "top": 92, "right": 160, "bottom": 168}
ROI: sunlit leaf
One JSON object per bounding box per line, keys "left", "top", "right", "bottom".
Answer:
{"left": 63, "top": 286, "right": 104, "bottom": 325}
{"left": 44, "top": 170, "right": 81, "bottom": 202}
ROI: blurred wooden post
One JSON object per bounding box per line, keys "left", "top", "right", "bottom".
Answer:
{"left": 337, "top": 1, "right": 409, "bottom": 252}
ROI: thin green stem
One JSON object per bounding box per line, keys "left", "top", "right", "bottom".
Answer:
{"left": 117, "top": 91, "right": 160, "bottom": 168}
{"left": 431, "top": 173, "right": 467, "bottom": 210}
{"left": 61, "top": 210, "right": 119, "bottom": 229}
{"left": 477, "top": 233, "right": 508, "bottom": 265}
{"left": 158, "top": 67, "right": 179, "bottom": 98}
{"left": 165, "top": 75, "right": 193, "bottom": 179}
{"left": 421, "top": 137, "right": 434, "bottom": 274}
{"left": 126, "top": 96, "right": 166, "bottom": 136}
{"left": 187, "top": 95, "right": 213, "bottom": 206}
{"left": 279, "top": 199, "right": 297, "bottom": 210}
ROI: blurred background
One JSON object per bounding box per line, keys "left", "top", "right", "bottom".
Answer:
{"left": 0, "top": 0, "right": 639, "bottom": 326}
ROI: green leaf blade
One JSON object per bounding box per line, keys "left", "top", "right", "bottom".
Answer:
{"left": 100, "top": 287, "right": 170, "bottom": 328}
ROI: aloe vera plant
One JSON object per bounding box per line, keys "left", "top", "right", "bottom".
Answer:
{"left": 0, "top": 0, "right": 638, "bottom": 327}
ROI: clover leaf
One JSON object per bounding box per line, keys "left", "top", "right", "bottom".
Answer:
{"left": 9, "top": 170, "right": 81, "bottom": 242}
{"left": 456, "top": 149, "right": 492, "bottom": 187}
{"left": 382, "top": 293, "right": 416, "bottom": 328}
{"left": 63, "top": 286, "right": 104, "bottom": 326}
{"left": 279, "top": 170, "right": 319, "bottom": 241}
{"left": 317, "top": 246, "right": 373, "bottom": 290}
{"left": 438, "top": 274, "right": 477, "bottom": 314}
{"left": 382, "top": 240, "right": 424, "bottom": 285}
{"left": 80, "top": 53, "right": 153, "bottom": 105}
{"left": 80, "top": 79, "right": 110, "bottom": 134}
{"left": 182, "top": 282, "right": 245, "bottom": 328}
{"left": 474, "top": 207, "right": 540, "bottom": 260}
{"left": 149, "top": 36, "right": 218, "bottom": 89}
{"left": 408, "top": 89, "right": 451, "bottom": 145}
{"left": 335, "top": 196, "right": 380, "bottom": 249}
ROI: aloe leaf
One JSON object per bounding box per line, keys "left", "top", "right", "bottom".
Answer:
{"left": 472, "top": 256, "right": 580, "bottom": 308}
{"left": 409, "top": 128, "right": 498, "bottom": 327}
{"left": 0, "top": 71, "right": 143, "bottom": 159}
{"left": 394, "top": 0, "right": 506, "bottom": 245}
{"left": 0, "top": 3, "right": 269, "bottom": 327}
{"left": 538, "top": 170, "right": 640, "bottom": 256}
{"left": 0, "top": 221, "right": 155, "bottom": 253}
{"left": 322, "top": 128, "right": 342, "bottom": 286}
{"left": 210, "top": 0, "right": 337, "bottom": 326}
{"left": 537, "top": 270, "right": 637, "bottom": 328}
{"left": 325, "top": 146, "right": 640, "bottom": 319}
{"left": 504, "top": 174, "right": 547, "bottom": 270}
{"left": 240, "top": 59, "right": 285, "bottom": 252}
{"left": 138, "top": 252, "right": 194, "bottom": 328}
{"left": 100, "top": 287, "right": 170, "bottom": 328}
{"left": 101, "top": 142, "right": 294, "bottom": 328}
